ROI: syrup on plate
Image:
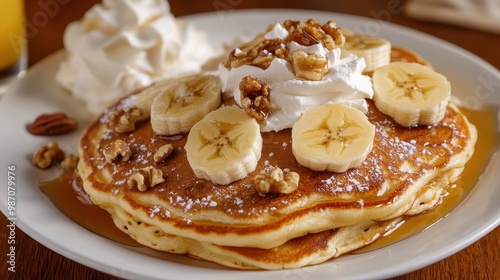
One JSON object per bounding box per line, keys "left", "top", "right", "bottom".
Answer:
{"left": 40, "top": 171, "right": 138, "bottom": 246}
{"left": 39, "top": 106, "right": 499, "bottom": 253}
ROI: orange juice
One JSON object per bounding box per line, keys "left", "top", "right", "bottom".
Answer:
{"left": 0, "top": 0, "right": 26, "bottom": 71}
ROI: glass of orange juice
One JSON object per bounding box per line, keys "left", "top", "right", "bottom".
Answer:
{"left": 0, "top": 0, "right": 27, "bottom": 95}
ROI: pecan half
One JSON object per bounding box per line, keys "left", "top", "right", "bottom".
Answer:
{"left": 27, "top": 112, "right": 78, "bottom": 135}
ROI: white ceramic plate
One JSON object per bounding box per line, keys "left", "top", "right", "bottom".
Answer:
{"left": 1, "top": 9, "right": 499, "bottom": 280}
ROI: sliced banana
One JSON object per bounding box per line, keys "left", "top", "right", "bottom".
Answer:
{"left": 372, "top": 61, "right": 451, "bottom": 127}
{"left": 150, "top": 74, "right": 221, "bottom": 136}
{"left": 341, "top": 33, "right": 391, "bottom": 73}
{"left": 292, "top": 104, "right": 375, "bottom": 173}
{"left": 185, "top": 106, "right": 262, "bottom": 185}
{"left": 131, "top": 78, "right": 180, "bottom": 121}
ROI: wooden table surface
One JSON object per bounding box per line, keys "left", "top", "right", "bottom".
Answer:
{"left": 1, "top": 0, "right": 499, "bottom": 279}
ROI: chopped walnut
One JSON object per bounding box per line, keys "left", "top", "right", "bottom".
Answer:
{"left": 127, "top": 166, "right": 165, "bottom": 191}
{"left": 224, "top": 19, "right": 344, "bottom": 72}
{"left": 321, "top": 21, "right": 345, "bottom": 48}
{"left": 109, "top": 106, "right": 143, "bottom": 133}
{"left": 290, "top": 50, "right": 329, "bottom": 81}
{"left": 153, "top": 144, "right": 174, "bottom": 163}
{"left": 283, "top": 19, "right": 345, "bottom": 50}
{"left": 254, "top": 167, "right": 300, "bottom": 194}
{"left": 32, "top": 141, "right": 65, "bottom": 169}
{"left": 103, "top": 139, "right": 132, "bottom": 164}
{"left": 225, "top": 38, "right": 288, "bottom": 70}
{"left": 61, "top": 153, "right": 79, "bottom": 170}
{"left": 239, "top": 76, "right": 271, "bottom": 121}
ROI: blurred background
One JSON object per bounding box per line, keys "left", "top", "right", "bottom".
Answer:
{"left": 24, "top": 0, "right": 499, "bottom": 69}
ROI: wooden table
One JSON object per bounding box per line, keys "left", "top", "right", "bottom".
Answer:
{"left": 1, "top": 0, "right": 499, "bottom": 279}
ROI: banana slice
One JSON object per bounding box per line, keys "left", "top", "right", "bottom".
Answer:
{"left": 185, "top": 106, "right": 262, "bottom": 185}
{"left": 150, "top": 74, "right": 221, "bottom": 136}
{"left": 292, "top": 104, "right": 375, "bottom": 173}
{"left": 372, "top": 61, "right": 451, "bottom": 127}
{"left": 131, "top": 79, "right": 178, "bottom": 120}
{"left": 341, "top": 33, "right": 391, "bottom": 72}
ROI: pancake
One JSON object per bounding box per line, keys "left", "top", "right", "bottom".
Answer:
{"left": 78, "top": 93, "right": 476, "bottom": 241}
{"left": 77, "top": 22, "right": 477, "bottom": 268}
{"left": 391, "top": 45, "right": 433, "bottom": 68}
{"left": 112, "top": 205, "right": 404, "bottom": 269}
{"left": 100, "top": 164, "right": 458, "bottom": 269}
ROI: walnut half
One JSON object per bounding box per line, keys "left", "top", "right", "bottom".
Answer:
{"left": 61, "top": 153, "right": 79, "bottom": 170}
{"left": 225, "top": 38, "right": 288, "bottom": 70}
{"left": 254, "top": 167, "right": 300, "bottom": 194}
{"left": 153, "top": 144, "right": 174, "bottom": 163}
{"left": 109, "top": 106, "right": 143, "bottom": 133}
{"left": 239, "top": 76, "right": 271, "bottom": 122}
{"left": 32, "top": 141, "right": 65, "bottom": 169}
{"left": 290, "top": 50, "right": 329, "bottom": 81}
{"left": 284, "top": 19, "right": 345, "bottom": 50}
{"left": 103, "top": 140, "right": 132, "bottom": 164}
{"left": 127, "top": 166, "right": 165, "bottom": 192}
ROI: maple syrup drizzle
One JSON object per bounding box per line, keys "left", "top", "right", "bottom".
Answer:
{"left": 39, "top": 171, "right": 139, "bottom": 247}
{"left": 39, "top": 106, "right": 499, "bottom": 254}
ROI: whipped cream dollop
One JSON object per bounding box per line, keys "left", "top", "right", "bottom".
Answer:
{"left": 56, "top": 0, "right": 214, "bottom": 115}
{"left": 219, "top": 23, "right": 373, "bottom": 132}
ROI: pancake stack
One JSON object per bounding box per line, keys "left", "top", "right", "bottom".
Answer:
{"left": 77, "top": 19, "right": 477, "bottom": 269}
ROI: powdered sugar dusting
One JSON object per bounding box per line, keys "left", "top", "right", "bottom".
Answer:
{"left": 169, "top": 192, "right": 220, "bottom": 212}
{"left": 149, "top": 205, "right": 161, "bottom": 218}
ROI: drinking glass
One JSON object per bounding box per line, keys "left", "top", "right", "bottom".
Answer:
{"left": 0, "top": 0, "right": 27, "bottom": 95}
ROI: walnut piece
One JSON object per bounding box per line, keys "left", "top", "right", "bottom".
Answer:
{"left": 223, "top": 19, "right": 344, "bottom": 73}
{"left": 103, "top": 140, "right": 132, "bottom": 164}
{"left": 321, "top": 21, "right": 345, "bottom": 48}
{"left": 254, "top": 167, "right": 300, "bottom": 194}
{"left": 127, "top": 166, "right": 165, "bottom": 191}
{"left": 32, "top": 141, "right": 65, "bottom": 169}
{"left": 109, "top": 106, "right": 143, "bottom": 133}
{"left": 153, "top": 144, "right": 174, "bottom": 163}
{"left": 61, "top": 153, "right": 79, "bottom": 170}
{"left": 290, "top": 50, "right": 329, "bottom": 81}
{"left": 283, "top": 19, "right": 345, "bottom": 50}
{"left": 239, "top": 76, "right": 271, "bottom": 122}
{"left": 225, "top": 38, "right": 288, "bottom": 70}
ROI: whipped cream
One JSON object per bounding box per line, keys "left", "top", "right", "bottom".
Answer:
{"left": 56, "top": 0, "right": 214, "bottom": 115}
{"left": 219, "top": 23, "right": 373, "bottom": 132}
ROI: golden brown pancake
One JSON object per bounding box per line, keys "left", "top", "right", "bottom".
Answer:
{"left": 77, "top": 35, "right": 477, "bottom": 268}
{"left": 391, "top": 46, "right": 433, "bottom": 68}
{"left": 78, "top": 96, "right": 476, "bottom": 241}
{"left": 100, "top": 164, "right": 458, "bottom": 269}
